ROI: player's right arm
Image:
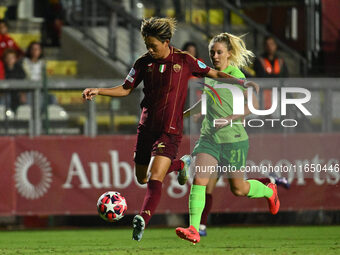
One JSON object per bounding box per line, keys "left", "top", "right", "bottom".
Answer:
{"left": 83, "top": 55, "right": 146, "bottom": 101}
{"left": 82, "top": 85, "right": 132, "bottom": 100}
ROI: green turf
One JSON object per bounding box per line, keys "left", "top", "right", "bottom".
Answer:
{"left": 0, "top": 226, "right": 339, "bottom": 255}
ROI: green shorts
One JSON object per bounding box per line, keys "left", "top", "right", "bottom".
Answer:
{"left": 192, "top": 138, "right": 249, "bottom": 170}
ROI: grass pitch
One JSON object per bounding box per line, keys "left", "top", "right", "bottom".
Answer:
{"left": 0, "top": 226, "right": 339, "bottom": 255}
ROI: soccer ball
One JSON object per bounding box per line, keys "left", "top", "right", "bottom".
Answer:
{"left": 97, "top": 191, "right": 127, "bottom": 222}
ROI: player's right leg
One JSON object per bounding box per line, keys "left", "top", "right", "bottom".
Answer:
{"left": 176, "top": 152, "right": 218, "bottom": 244}
{"left": 199, "top": 176, "right": 218, "bottom": 236}
{"left": 133, "top": 124, "right": 153, "bottom": 184}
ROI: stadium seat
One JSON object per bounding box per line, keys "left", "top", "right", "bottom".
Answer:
{"left": 307, "top": 91, "right": 321, "bottom": 124}
{"left": 332, "top": 91, "right": 340, "bottom": 123}
{"left": 0, "top": 105, "right": 14, "bottom": 120}
{"left": 113, "top": 115, "right": 138, "bottom": 130}
{"left": 9, "top": 33, "right": 41, "bottom": 50}
{"left": 143, "top": 8, "right": 244, "bottom": 25}
{"left": 47, "top": 105, "right": 69, "bottom": 120}
{"left": 46, "top": 60, "right": 78, "bottom": 76}
{"left": 0, "top": 6, "right": 7, "bottom": 19}
{"left": 51, "top": 91, "right": 111, "bottom": 105}
{"left": 16, "top": 105, "right": 31, "bottom": 120}
{"left": 76, "top": 114, "right": 138, "bottom": 131}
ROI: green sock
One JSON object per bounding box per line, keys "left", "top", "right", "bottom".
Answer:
{"left": 189, "top": 184, "right": 206, "bottom": 231}
{"left": 247, "top": 180, "right": 273, "bottom": 198}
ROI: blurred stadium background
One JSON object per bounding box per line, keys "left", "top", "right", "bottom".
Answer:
{"left": 0, "top": 0, "right": 339, "bottom": 246}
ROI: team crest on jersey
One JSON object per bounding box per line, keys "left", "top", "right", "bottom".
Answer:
{"left": 173, "top": 64, "right": 181, "bottom": 72}
{"left": 147, "top": 63, "right": 153, "bottom": 72}
{"left": 159, "top": 64, "right": 166, "bottom": 73}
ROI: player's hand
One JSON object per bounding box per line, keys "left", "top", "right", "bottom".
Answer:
{"left": 244, "top": 81, "right": 260, "bottom": 94}
{"left": 82, "top": 88, "right": 99, "bottom": 101}
{"left": 214, "top": 115, "right": 233, "bottom": 130}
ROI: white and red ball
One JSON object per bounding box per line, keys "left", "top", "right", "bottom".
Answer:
{"left": 97, "top": 191, "right": 127, "bottom": 222}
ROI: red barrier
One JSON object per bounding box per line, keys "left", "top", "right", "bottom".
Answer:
{"left": 0, "top": 137, "right": 16, "bottom": 215}
{"left": 0, "top": 134, "right": 339, "bottom": 216}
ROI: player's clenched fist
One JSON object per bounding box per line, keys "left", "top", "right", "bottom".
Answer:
{"left": 82, "top": 88, "right": 99, "bottom": 100}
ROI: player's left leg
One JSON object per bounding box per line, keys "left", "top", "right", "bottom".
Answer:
{"left": 133, "top": 155, "right": 171, "bottom": 241}
{"left": 135, "top": 164, "right": 149, "bottom": 185}
{"left": 140, "top": 155, "right": 172, "bottom": 223}
{"left": 228, "top": 173, "right": 280, "bottom": 215}
{"left": 133, "top": 132, "right": 181, "bottom": 241}
{"left": 224, "top": 140, "right": 280, "bottom": 215}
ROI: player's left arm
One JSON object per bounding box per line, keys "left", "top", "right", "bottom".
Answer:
{"left": 206, "top": 69, "right": 259, "bottom": 94}
{"left": 215, "top": 88, "right": 259, "bottom": 129}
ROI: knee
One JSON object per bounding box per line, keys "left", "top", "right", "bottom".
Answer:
{"left": 230, "top": 185, "right": 248, "bottom": 197}
{"left": 149, "top": 173, "right": 164, "bottom": 182}
{"left": 193, "top": 178, "right": 209, "bottom": 186}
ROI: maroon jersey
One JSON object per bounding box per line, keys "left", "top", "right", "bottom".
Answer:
{"left": 123, "top": 46, "right": 210, "bottom": 134}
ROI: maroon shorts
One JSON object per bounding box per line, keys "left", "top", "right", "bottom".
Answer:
{"left": 134, "top": 125, "right": 182, "bottom": 165}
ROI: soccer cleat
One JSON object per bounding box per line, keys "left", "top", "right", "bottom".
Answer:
{"left": 132, "top": 215, "right": 145, "bottom": 241}
{"left": 198, "top": 224, "right": 207, "bottom": 237}
{"left": 175, "top": 225, "right": 200, "bottom": 244}
{"left": 177, "top": 155, "right": 191, "bottom": 185}
{"left": 266, "top": 183, "right": 280, "bottom": 215}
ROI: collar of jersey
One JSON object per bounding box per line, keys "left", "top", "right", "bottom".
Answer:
{"left": 154, "top": 46, "right": 173, "bottom": 64}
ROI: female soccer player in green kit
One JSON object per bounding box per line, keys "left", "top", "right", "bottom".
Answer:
{"left": 176, "top": 32, "right": 280, "bottom": 244}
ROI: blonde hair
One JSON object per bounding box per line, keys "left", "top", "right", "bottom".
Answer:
{"left": 209, "top": 32, "right": 254, "bottom": 68}
{"left": 141, "top": 17, "right": 177, "bottom": 42}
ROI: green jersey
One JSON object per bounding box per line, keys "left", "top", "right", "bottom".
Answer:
{"left": 200, "top": 65, "right": 248, "bottom": 144}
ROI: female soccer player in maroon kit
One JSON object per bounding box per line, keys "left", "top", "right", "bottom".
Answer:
{"left": 83, "top": 17, "right": 259, "bottom": 241}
